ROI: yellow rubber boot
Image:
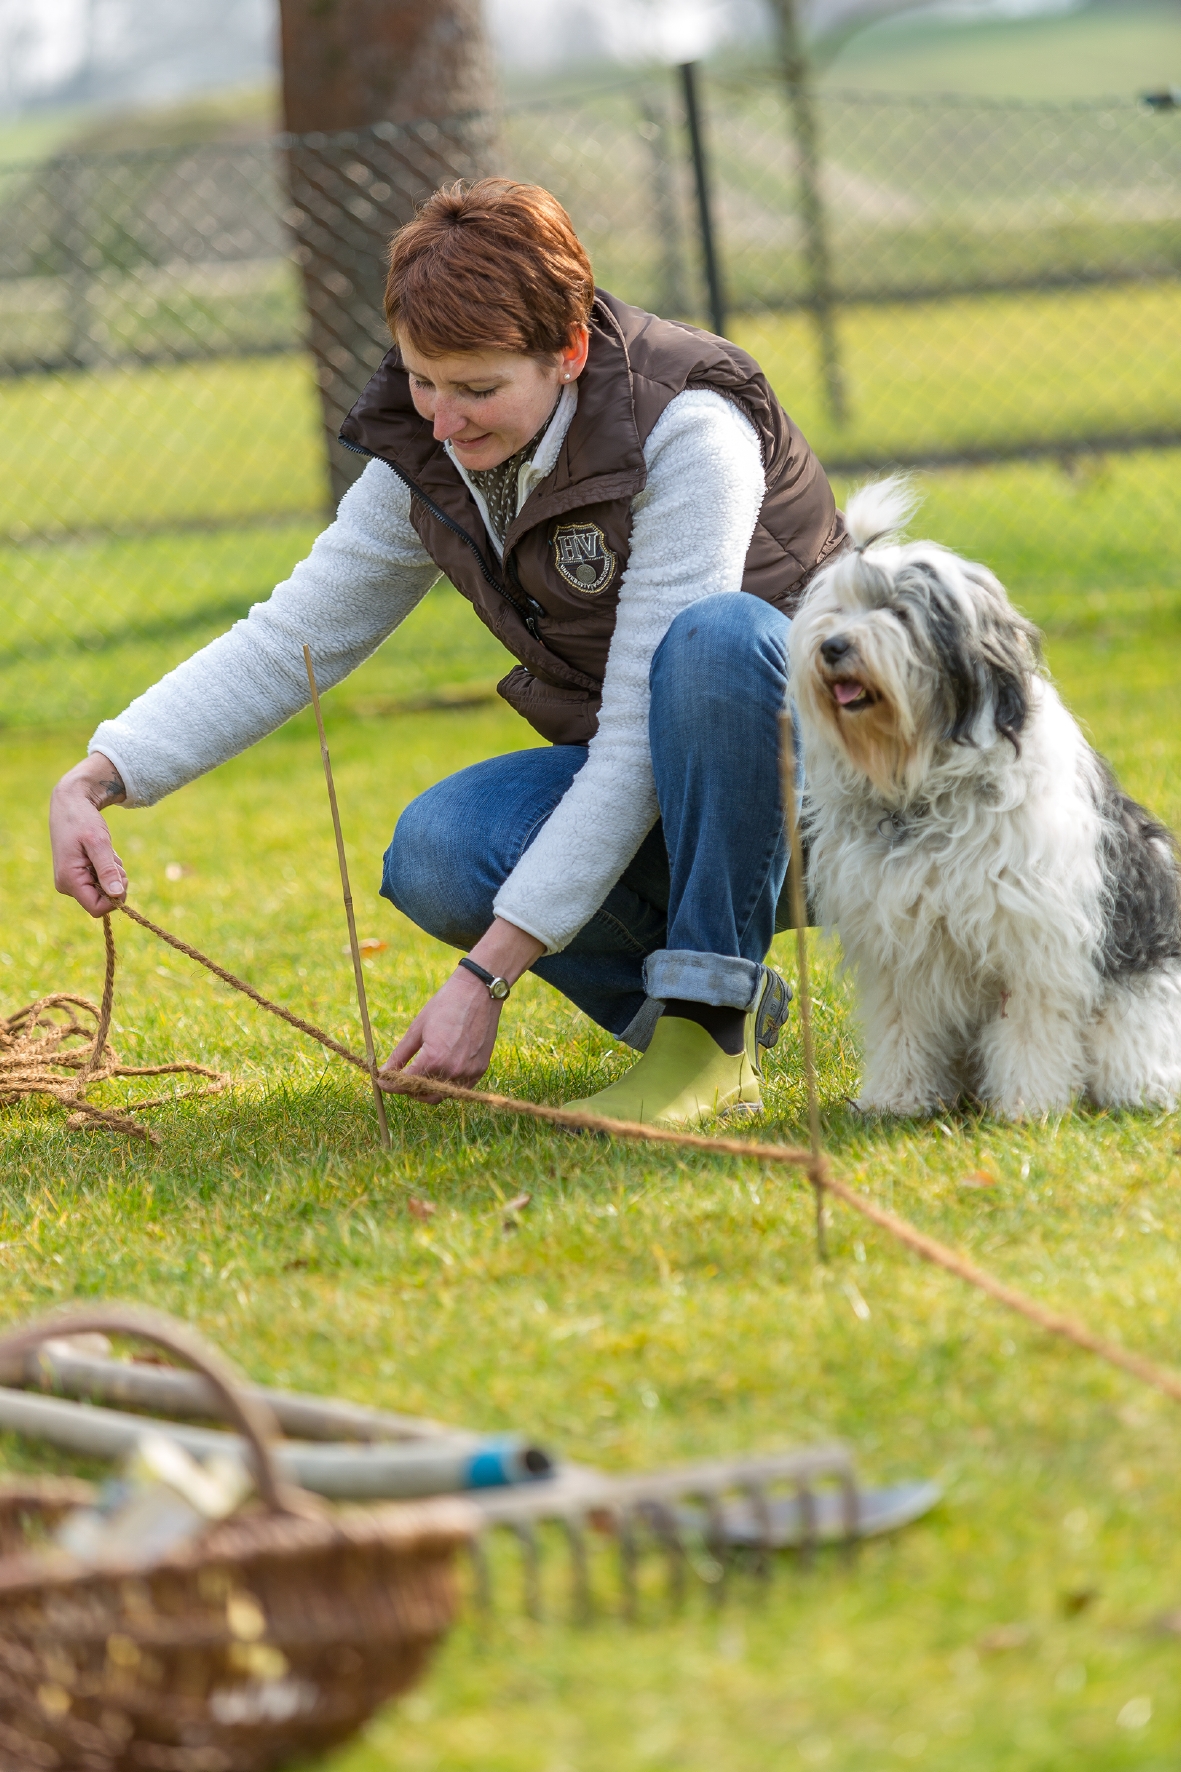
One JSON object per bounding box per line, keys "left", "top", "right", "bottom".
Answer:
{"left": 563, "top": 1014, "right": 761, "bottom": 1129}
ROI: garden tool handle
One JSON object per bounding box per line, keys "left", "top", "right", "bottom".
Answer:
{"left": 0, "top": 1304, "right": 295, "bottom": 1516}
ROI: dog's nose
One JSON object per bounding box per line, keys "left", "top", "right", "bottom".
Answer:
{"left": 820, "top": 635, "right": 852, "bottom": 667}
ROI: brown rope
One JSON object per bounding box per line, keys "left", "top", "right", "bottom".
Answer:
{"left": 119, "top": 904, "right": 373, "bottom": 1071}
{"left": 115, "top": 901, "right": 1181, "bottom": 1407}
{"left": 813, "top": 1171, "right": 1181, "bottom": 1405}
{"left": 119, "top": 904, "right": 814, "bottom": 1155}
{"left": 0, "top": 915, "right": 227, "bottom": 1144}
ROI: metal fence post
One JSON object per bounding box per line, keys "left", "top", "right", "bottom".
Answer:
{"left": 769, "top": 0, "right": 847, "bottom": 427}
{"left": 679, "top": 62, "right": 727, "bottom": 339}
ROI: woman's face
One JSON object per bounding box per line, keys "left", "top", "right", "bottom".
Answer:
{"left": 398, "top": 326, "right": 589, "bottom": 471}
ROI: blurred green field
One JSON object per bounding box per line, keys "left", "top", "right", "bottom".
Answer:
{"left": 737, "top": 284, "right": 1181, "bottom": 464}
{"left": 3, "top": 285, "right": 1179, "bottom": 728}
{"left": 0, "top": 354, "right": 326, "bottom": 539}
{"left": 0, "top": 0, "right": 1172, "bottom": 178}
{"left": 8, "top": 291, "right": 1177, "bottom": 543}
{"left": 0, "top": 258, "right": 302, "bottom": 376}
{"left": 817, "top": 0, "right": 1179, "bottom": 102}
{"left": 0, "top": 0, "right": 1168, "bottom": 178}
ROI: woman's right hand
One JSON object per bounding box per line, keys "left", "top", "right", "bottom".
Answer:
{"left": 380, "top": 916, "right": 546, "bottom": 1099}
{"left": 50, "top": 752, "right": 129, "bottom": 917}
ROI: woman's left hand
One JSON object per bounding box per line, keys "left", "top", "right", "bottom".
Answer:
{"left": 380, "top": 917, "right": 545, "bottom": 1097}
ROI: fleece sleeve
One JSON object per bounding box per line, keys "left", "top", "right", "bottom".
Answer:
{"left": 89, "top": 459, "right": 439, "bottom": 807}
{"left": 492, "top": 388, "right": 765, "bottom": 953}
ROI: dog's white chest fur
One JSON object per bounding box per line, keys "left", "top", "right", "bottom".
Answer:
{"left": 790, "top": 479, "right": 1181, "bottom": 1119}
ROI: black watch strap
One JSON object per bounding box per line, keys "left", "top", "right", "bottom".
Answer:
{"left": 458, "top": 956, "right": 511, "bottom": 1000}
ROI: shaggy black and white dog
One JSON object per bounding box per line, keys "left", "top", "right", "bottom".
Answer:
{"left": 789, "top": 478, "right": 1181, "bottom": 1119}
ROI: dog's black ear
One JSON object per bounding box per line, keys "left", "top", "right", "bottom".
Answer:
{"left": 990, "top": 655, "right": 1029, "bottom": 751}
{"left": 980, "top": 602, "right": 1039, "bottom": 752}
{"left": 905, "top": 566, "right": 982, "bottom": 745}
{"left": 904, "top": 563, "right": 1035, "bottom": 751}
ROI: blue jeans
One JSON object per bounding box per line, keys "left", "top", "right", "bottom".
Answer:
{"left": 382, "top": 593, "right": 794, "bottom": 1048}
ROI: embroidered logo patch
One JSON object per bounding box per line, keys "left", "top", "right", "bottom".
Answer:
{"left": 552, "top": 522, "right": 617, "bottom": 595}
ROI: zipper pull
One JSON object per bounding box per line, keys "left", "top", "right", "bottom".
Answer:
{"left": 522, "top": 593, "right": 545, "bottom": 642}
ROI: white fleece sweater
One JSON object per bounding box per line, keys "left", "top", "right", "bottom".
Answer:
{"left": 91, "top": 388, "right": 765, "bottom": 954}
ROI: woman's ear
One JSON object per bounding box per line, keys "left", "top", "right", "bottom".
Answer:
{"left": 559, "top": 323, "right": 590, "bottom": 383}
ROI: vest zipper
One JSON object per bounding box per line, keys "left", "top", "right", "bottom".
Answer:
{"left": 340, "top": 438, "right": 545, "bottom": 641}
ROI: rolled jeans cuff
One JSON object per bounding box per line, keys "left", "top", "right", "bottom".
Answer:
{"left": 642, "top": 949, "right": 764, "bottom": 1012}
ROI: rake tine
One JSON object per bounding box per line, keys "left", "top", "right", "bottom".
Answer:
{"left": 562, "top": 1513, "right": 592, "bottom": 1625}
{"left": 513, "top": 1521, "right": 542, "bottom": 1621}
{"left": 661, "top": 1503, "right": 688, "bottom": 1612}
{"left": 746, "top": 1480, "right": 773, "bottom": 1585}
{"left": 840, "top": 1470, "right": 862, "bottom": 1563}
{"left": 619, "top": 1505, "right": 640, "bottom": 1623}
{"left": 706, "top": 1492, "right": 728, "bottom": 1605}
{"left": 796, "top": 1480, "right": 818, "bottom": 1570}
{"left": 639, "top": 1498, "right": 686, "bottom": 1613}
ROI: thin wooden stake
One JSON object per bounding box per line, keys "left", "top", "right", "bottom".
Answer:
{"left": 779, "top": 710, "right": 827, "bottom": 1260}
{"left": 303, "top": 644, "right": 391, "bottom": 1151}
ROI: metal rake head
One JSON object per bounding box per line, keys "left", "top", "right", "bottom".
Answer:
{"left": 468, "top": 1446, "right": 940, "bottom": 1623}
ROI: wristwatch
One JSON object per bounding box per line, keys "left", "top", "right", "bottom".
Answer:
{"left": 457, "top": 956, "right": 511, "bottom": 1000}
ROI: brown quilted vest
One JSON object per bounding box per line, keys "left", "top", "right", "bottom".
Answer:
{"left": 340, "top": 290, "right": 844, "bottom": 745}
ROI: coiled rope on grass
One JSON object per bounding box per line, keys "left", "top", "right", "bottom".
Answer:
{"left": 0, "top": 913, "right": 226, "bottom": 1144}
{"left": 107, "top": 900, "right": 1181, "bottom": 1410}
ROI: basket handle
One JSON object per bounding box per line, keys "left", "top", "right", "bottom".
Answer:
{"left": 0, "top": 1304, "right": 294, "bottom": 1516}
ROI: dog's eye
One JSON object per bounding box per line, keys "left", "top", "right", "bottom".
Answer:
{"left": 892, "top": 606, "right": 910, "bottom": 624}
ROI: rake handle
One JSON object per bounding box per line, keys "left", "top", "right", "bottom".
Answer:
{"left": 0, "top": 1305, "right": 293, "bottom": 1515}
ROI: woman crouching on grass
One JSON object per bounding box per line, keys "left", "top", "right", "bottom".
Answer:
{"left": 49, "top": 178, "right": 843, "bottom": 1129}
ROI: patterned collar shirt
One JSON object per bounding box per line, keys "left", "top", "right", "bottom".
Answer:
{"left": 457, "top": 386, "right": 576, "bottom": 554}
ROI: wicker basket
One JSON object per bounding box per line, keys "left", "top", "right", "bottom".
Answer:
{"left": 0, "top": 1307, "right": 476, "bottom": 1772}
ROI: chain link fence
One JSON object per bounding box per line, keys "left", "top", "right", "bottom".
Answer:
{"left": 1, "top": 69, "right": 1179, "bottom": 728}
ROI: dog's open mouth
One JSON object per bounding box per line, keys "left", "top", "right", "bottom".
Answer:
{"left": 829, "top": 677, "right": 876, "bottom": 712}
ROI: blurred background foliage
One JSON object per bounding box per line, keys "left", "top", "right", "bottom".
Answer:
{"left": 0, "top": 0, "right": 1178, "bottom": 729}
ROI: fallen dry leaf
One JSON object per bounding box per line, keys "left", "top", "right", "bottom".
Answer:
{"left": 407, "top": 1197, "right": 437, "bottom": 1220}
{"left": 502, "top": 1192, "right": 532, "bottom": 1231}
{"left": 960, "top": 1171, "right": 998, "bottom": 1189}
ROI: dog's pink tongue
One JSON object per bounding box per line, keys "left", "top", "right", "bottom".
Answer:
{"left": 833, "top": 680, "right": 864, "bottom": 706}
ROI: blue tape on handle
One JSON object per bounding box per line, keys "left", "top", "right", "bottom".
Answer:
{"left": 467, "top": 1439, "right": 515, "bottom": 1489}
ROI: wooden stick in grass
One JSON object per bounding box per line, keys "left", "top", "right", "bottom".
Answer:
{"left": 779, "top": 709, "right": 827, "bottom": 1261}
{"left": 303, "top": 643, "right": 391, "bottom": 1151}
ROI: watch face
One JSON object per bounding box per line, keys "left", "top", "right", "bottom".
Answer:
{"left": 490, "top": 978, "right": 510, "bottom": 1000}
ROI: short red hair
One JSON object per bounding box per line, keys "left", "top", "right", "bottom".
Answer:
{"left": 385, "top": 178, "right": 595, "bottom": 358}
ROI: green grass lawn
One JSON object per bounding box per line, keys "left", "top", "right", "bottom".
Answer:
{"left": 0, "top": 481, "right": 1180, "bottom": 1765}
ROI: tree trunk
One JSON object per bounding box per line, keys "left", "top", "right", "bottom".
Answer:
{"left": 278, "top": 0, "right": 495, "bottom": 506}
{"left": 767, "top": 0, "right": 847, "bottom": 428}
